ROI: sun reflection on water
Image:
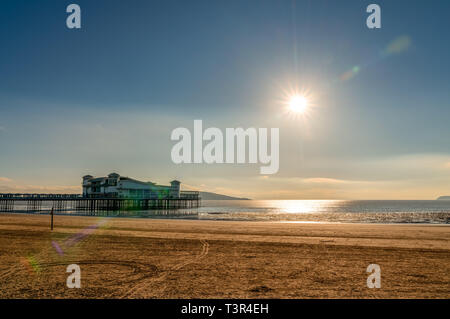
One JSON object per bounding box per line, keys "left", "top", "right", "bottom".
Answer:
{"left": 277, "top": 200, "right": 345, "bottom": 214}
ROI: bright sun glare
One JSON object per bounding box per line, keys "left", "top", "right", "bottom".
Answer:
{"left": 289, "top": 95, "right": 308, "bottom": 113}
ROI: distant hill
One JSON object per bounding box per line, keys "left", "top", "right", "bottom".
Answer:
{"left": 437, "top": 196, "right": 450, "bottom": 200}
{"left": 199, "top": 191, "right": 250, "bottom": 200}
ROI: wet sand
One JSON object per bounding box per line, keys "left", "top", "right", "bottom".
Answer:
{"left": 0, "top": 213, "right": 449, "bottom": 298}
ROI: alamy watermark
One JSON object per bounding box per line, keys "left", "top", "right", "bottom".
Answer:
{"left": 171, "top": 120, "right": 279, "bottom": 175}
{"left": 366, "top": 264, "right": 381, "bottom": 288}
{"left": 366, "top": 4, "right": 381, "bottom": 29}
{"left": 65, "top": 3, "right": 380, "bottom": 30}
{"left": 66, "top": 264, "right": 81, "bottom": 288}
{"left": 66, "top": 4, "right": 81, "bottom": 29}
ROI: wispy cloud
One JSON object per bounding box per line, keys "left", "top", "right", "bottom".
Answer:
{"left": 0, "top": 177, "right": 13, "bottom": 182}
{"left": 302, "top": 177, "right": 352, "bottom": 184}
{"left": 0, "top": 183, "right": 80, "bottom": 193}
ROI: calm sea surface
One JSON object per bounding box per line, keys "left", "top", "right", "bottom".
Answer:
{"left": 193, "top": 200, "right": 450, "bottom": 224}
{"left": 23, "top": 199, "right": 450, "bottom": 224}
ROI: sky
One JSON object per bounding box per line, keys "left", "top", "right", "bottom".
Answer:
{"left": 0, "top": 0, "right": 449, "bottom": 199}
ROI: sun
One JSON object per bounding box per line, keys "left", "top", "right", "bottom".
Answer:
{"left": 278, "top": 86, "right": 315, "bottom": 119}
{"left": 289, "top": 95, "right": 308, "bottom": 113}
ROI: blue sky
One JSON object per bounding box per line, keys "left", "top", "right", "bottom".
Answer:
{"left": 0, "top": 0, "right": 449, "bottom": 199}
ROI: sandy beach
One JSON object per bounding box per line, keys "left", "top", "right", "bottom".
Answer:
{"left": 0, "top": 213, "right": 448, "bottom": 298}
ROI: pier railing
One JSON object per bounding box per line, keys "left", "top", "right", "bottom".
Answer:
{"left": 0, "top": 194, "right": 83, "bottom": 199}
{"left": 180, "top": 191, "right": 201, "bottom": 199}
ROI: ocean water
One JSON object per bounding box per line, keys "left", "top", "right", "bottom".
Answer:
{"left": 189, "top": 200, "right": 450, "bottom": 224}
{"left": 10, "top": 200, "right": 450, "bottom": 224}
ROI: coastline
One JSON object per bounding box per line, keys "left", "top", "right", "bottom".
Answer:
{"left": 2, "top": 210, "right": 450, "bottom": 226}
{"left": 0, "top": 214, "right": 449, "bottom": 298}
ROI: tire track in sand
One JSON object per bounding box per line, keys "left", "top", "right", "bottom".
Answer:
{"left": 121, "top": 239, "right": 209, "bottom": 298}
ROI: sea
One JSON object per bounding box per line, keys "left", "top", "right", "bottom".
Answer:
{"left": 191, "top": 200, "right": 450, "bottom": 224}
{"left": 20, "top": 199, "right": 449, "bottom": 224}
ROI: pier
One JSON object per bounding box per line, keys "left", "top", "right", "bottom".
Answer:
{"left": 0, "top": 192, "right": 201, "bottom": 214}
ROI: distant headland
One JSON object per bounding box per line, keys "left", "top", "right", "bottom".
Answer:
{"left": 436, "top": 196, "right": 450, "bottom": 200}
{"left": 200, "top": 191, "right": 250, "bottom": 200}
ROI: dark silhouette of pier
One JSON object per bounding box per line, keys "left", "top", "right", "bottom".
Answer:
{"left": 0, "top": 192, "right": 200, "bottom": 214}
